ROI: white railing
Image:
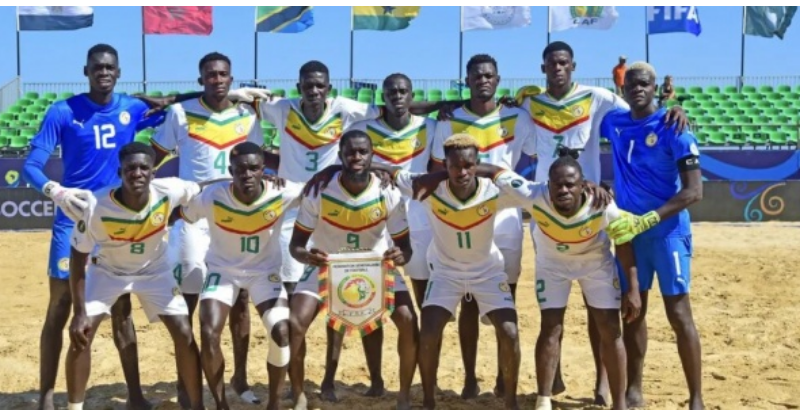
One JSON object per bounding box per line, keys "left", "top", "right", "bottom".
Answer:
{"left": 0, "top": 78, "right": 21, "bottom": 112}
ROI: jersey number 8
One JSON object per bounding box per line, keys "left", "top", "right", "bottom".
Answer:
{"left": 93, "top": 124, "right": 116, "bottom": 149}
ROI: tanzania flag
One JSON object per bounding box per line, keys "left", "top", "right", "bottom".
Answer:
{"left": 143, "top": 7, "right": 212, "bottom": 35}
{"left": 352, "top": 7, "right": 420, "bottom": 31}
{"left": 256, "top": 6, "right": 314, "bottom": 33}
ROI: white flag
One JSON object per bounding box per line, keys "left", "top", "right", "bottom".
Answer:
{"left": 549, "top": 6, "right": 618, "bottom": 32}
{"left": 461, "top": 6, "right": 531, "bottom": 31}
{"left": 17, "top": 6, "right": 94, "bottom": 31}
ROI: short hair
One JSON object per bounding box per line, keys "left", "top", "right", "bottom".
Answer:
{"left": 87, "top": 43, "right": 118, "bottom": 62}
{"left": 626, "top": 61, "right": 657, "bottom": 82}
{"left": 443, "top": 133, "right": 479, "bottom": 158}
{"left": 299, "top": 60, "right": 329, "bottom": 79}
{"left": 229, "top": 142, "right": 264, "bottom": 162}
{"left": 549, "top": 155, "right": 583, "bottom": 179}
{"left": 340, "top": 129, "right": 371, "bottom": 149}
{"left": 466, "top": 54, "right": 498, "bottom": 74}
{"left": 542, "top": 41, "right": 574, "bottom": 61}
{"left": 383, "top": 73, "right": 412, "bottom": 90}
{"left": 118, "top": 142, "right": 155, "bottom": 163}
{"left": 199, "top": 52, "right": 231, "bottom": 73}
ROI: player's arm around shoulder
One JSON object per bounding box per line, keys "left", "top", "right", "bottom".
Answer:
{"left": 492, "top": 168, "right": 547, "bottom": 210}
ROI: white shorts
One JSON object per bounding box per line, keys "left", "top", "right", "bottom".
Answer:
{"left": 423, "top": 267, "right": 515, "bottom": 317}
{"left": 535, "top": 258, "right": 621, "bottom": 310}
{"left": 279, "top": 208, "right": 305, "bottom": 284}
{"left": 169, "top": 219, "right": 210, "bottom": 295}
{"left": 295, "top": 265, "right": 408, "bottom": 300}
{"left": 85, "top": 266, "right": 188, "bottom": 323}
{"left": 200, "top": 267, "right": 288, "bottom": 307}
{"left": 404, "top": 230, "right": 432, "bottom": 281}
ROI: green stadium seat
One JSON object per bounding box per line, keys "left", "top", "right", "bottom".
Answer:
{"left": 755, "top": 101, "right": 773, "bottom": 110}
{"left": 18, "top": 98, "right": 34, "bottom": 107}
{"left": 287, "top": 89, "right": 300, "bottom": 99}
{"left": 777, "top": 85, "right": 792, "bottom": 93}
{"left": 34, "top": 98, "right": 50, "bottom": 107}
{"left": 497, "top": 88, "right": 511, "bottom": 98}
{"left": 43, "top": 92, "right": 57, "bottom": 101}
{"left": 374, "top": 91, "right": 385, "bottom": 106}
{"left": 25, "top": 105, "right": 41, "bottom": 114}
{"left": 786, "top": 130, "right": 799, "bottom": 145}
{"left": 19, "top": 113, "right": 37, "bottom": 124}
{"left": 774, "top": 115, "right": 791, "bottom": 124}
{"left": 728, "top": 93, "right": 747, "bottom": 102}
{"left": 754, "top": 115, "right": 770, "bottom": 125}
{"left": 357, "top": 88, "right": 374, "bottom": 100}
{"left": 780, "top": 108, "right": 797, "bottom": 118}
{"left": 741, "top": 85, "right": 757, "bottom": 94}
{"left": 271, "top": 88, "right": 286, "bottom": 98}
{"left": 684, "top": 100, "right": 701, "bottom": 109}
{"left": 24, "top": 92, "right": 39, "bottom": 100}
{"left": 412, "top": 90, "right": 425, "bottom": 101}
{"left": 688, "top": 86, "right": 703, "bottom": 94}
{"left": 134, "top": 131, "right": 151, "bottom": 144}
{"left": 0, "top": 113, "right": 15, "bottom": 122}
{"left": 775, "top": 100, "right": 792, "bottom": 109}
{"left": 329, "top": 88, "right": 338, "bottom": 98}
{"left": 707, "top": 132, "right": 727, "bottom": 146}
{"left": 769, "top": 131, "right": 788, "bottom": 146}
{"left": 748, "top": 93, "right": 765, "bottom": 101}
{"left": 766, "top": 92, "right": 783, "bottom": 101}
{"left": 0, "top": 135, "right": 9, "bottom": 149}
{"left": 674, "top": 86, "right": 687, "bottom": 94}
{"left": 733, "top": 115, "right": 751, "bottom": 124}
{"left": 8, "top": 105, "right": 23, "bottom": 114}
{"left": 708, "top": 93, "right": 725, "bottom": 102}
{"left": 787, "top": 92, "right": 800, "bottom": 101}
{"left": 59, "top": 92, "right": 75, "bottom": 100}
{"left": 759, "top": 85, "right": 774, "bottom": 93}
{"left": 725, "top": 108, "right": 745, "bottom": 117}
{"left": 461, "top": 89, "right": 471, "bottom": 100}
{"left": 445, "top": 89, "right": 461, "bottom": 101}
{"left": 695, "top": 131, "right": 709, "bottom": 145}
{"left": 427, "top": 89, "right": 443, "bottom": 102}
{"left": 428, "top": 110, "right": 439, "bottom": 120}
{"left": 706, "top": 86, "right": 721, "bottom": 94}
{"left": 707, "top": 108, "right": 725, "bottom": 117}
{"left": 763, "top": 107, "right": 781, "bottom": 116}
{"left": 695, "top": 93, "right": 713, "bottom": 101}
{"left": 357, "top": 95, "right": 373, "bottom": 104}
{"left": 341, "top": 88, "right": 356, "bottom": 100}
{"left": 166, "top": 90, "right": 181, "bottom": 96}
{"left": 147, "top": 91, "right": 163, "bottom": 97}
{"left": 717, "top": 115, "right": 734, "bottom": 125}
{"left": 665, "top": 99, "right": 679, "bottom": 108}
{"left": 696, "top": 115, "right": 714, "bottom": 125}
{"left": 723, "top": 86, "right": 738, "bottom": 94}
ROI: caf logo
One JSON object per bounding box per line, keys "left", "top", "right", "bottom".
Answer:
{"left": 646, "top": 133, "right": 659, "bottom": 147}
{"left": 119, "top": 111, "right": 131, "bottom": 125}
{"left": 476, "top": 204, "right": 490, "bottom": 216}
{"left": 264, "top": 209, "right": 277, "bottom": 221}
{"left": 151, "top": 212, "right": 165, "bottom": 226}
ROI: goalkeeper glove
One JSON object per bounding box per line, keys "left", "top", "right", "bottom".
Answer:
{"left": 607, "top": 210, "right": 661, "bottom": 245}
{"left": 43, "top": 181, "right": 90, "bottom": 222}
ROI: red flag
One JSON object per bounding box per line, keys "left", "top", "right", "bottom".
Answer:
{"left": 142, "top": 6, "right": 213, "bottom": 35}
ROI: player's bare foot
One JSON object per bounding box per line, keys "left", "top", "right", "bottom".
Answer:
{"left": 493, "top": 375, "right": 505, "bottom": 398}
{"left": 319, "top": 382, "right": 338, "bottom": 402}
{"left": 364, "top": 379, "right": 385, "bottom": 397}
{"left": 231, "top": 376, "right": 260, "bottom": 405}
{"left": 593, "top": 393, "right": 608, "bottom": 407}
{"left": 689, "top": 396, "right": 705, "bottom": 410}
{"left": 266, "top": 397, "right": 281, "bottom": 410}
{"left": 283, "top": 387, "right": 294, "bottom": 401}
{"left": 422, "top": 397, "right": 436, "bottom": 410}
{"left": 293, "top": 392, "right": 309, "bottom": 410}
{"left": 38, "top": 390, "right": 55, "bottom": 410}
{"left": 125, "top": 396, "right": 154, "bottom": 410}
{"left": 176, "top": 384, "right": 190, "bottom": 409}
{"left": 552, "top": 376, "right": 567, "bottom": 396}
{"left": 626, "top": 387, "right": 646, "bottom": 408}
{"left": 460, "top": 378, "right": 480, "bottom": 400}
{"left": 395, "top": 396, "right": 412, "bottom": 410}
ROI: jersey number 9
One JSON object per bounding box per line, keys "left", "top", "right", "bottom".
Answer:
{"left": 94, "top": 124, "right": 116, "bottom": 149}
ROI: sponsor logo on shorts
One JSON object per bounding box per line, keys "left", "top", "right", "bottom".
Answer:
{"left": 58, "top": 258, "right": 70, "bottom": 272}
{"left": 556, "top": 243, "right": 569, "bottom": 252}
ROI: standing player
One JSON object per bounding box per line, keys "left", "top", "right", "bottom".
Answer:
{"left": 509, "top": 41, "right": 688, "bottom": 404}
{"left": 349, "top": 73, "right": 437, "bottom": 307}
{"left": 429, "top": 54, "right": 537, "bottom": 399}
{"left": 602, "top": 62, "right": 704, "bottom": 410}
{"left": 179, "top": 142, "right": 302, "bottom": 410}
{"left": 150, "top": 52, "right": 261, "bottom": 404}
{"left": 65, "top": 143, "right": 204, "bottom": 410}
{"left": 287, "top": 130, "right": 419, "bottom": 410}
{"left": 22, "top": 43, "right": 161, "bottom": 410}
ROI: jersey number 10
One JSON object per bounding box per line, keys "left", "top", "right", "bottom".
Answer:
{"left": 94, "top": 124, "right": 116, "bottom": 149}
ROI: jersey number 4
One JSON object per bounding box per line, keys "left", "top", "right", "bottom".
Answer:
{"left": 94, "top": 124, "right": 116, "bottom": 149}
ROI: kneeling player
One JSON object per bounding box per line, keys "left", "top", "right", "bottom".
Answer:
{"left": 65, "top": 143, "right": 203, "bottom": 409}
{"left": 483, "top": 156, "right": 641, "bottom": 410}
{"left": 179, "top": 142, "right": 302, "bottom": 409}
{"left": 288, "top": 130, "right": 419, "bottom": 410}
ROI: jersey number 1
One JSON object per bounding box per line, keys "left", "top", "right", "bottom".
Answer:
{"left": 94, "top": 124, "right": 116, "bottom": 149}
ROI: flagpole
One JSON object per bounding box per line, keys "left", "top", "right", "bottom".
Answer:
{"left": 458, "top": 7, "right": 464, "bottom": 84}
{"left": 546, "top": 6, "right": 551, "bottom": 44}
{"left": 645, "top": 7, "right": 650, "bottom": 63}
{"left": 349, "top": 8, "right": 354, "bottom": 84}
{"left": 141, "top": 7, "right": 148, "bottom": 94}
{"left": 254, "top": 31, "right": 259, "bottom": 81}
{"left": 739, "top": 6, "right": 746, "bottom": 91}
{"left": 15, "top": 7, "right": 21, "bottom": 79}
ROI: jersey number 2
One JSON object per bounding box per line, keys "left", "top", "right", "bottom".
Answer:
{"left": 94, "top": 124, "right": 116, "bottom": 149}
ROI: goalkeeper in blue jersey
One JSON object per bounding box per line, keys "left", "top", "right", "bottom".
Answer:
{"left": 600, "top": 62, "right": 704, "bottom": 410}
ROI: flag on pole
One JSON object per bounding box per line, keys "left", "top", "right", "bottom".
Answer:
{"left": 352, "top": 7, "right": 420, "bottom": 31}
{"left": 256, "top": 7, "right": 314, "bottom": 33}
{"left": 461, "top": 6, "right": 531, "bottom": 31}
{"left": 745, "top": 6, "right": 797, "bottom": 40}
{"left": 549, "top": 6, "right": 618, "bottom": 32}
{"left": 17, "top": 6, "right": 93, "bottom": 31}
{"left": 143, "top": 6, "right": 213, "bottom": 35}
{"left": 647, "top": 7, "right": 702, "bottom": 36}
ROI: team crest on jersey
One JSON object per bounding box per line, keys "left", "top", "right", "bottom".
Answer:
{"left": 371, "top": 207, "right": 383, "bottom": 221}
{"left": 235, "top": 123, "right": 245, "bottom": 135}
{"left": 327, "top": 127, "right": 337, "bottom": 137}
{"left": 578, "top": 226, "right": 593, "bottom": 237}
{"left": 556, "top": 243, "right": 569, "bottom": 252}
{"left": 412, "top": 138, "right": 422, "bottom": 149}
{"left": 498, "top": 126, "right": 508, "bottom": 137}
{"left": 646, "top": 132, "right": 658, "bottom": 147}
{"left": 151, "top": 212, "right": 166, "bottom": 226}
{"left": 476, "top": 204, "right": 490, "bottom": 217}
{"left": 263, "top": 209, "right": 277, "bottom": 221}
{"left": 613, "top": 277, "right": 620, "bottom": 290}
{"left": 58, "top": 258, "right": 70, "bottom": 271}
{"left": 119, "top": 111, "right": 131, "bottom": 125}
{"left": 268, "top": 273, "right": 281, "bottom": 283}
{"left": 571, "top": 106, "right": 585, "bottom": 117}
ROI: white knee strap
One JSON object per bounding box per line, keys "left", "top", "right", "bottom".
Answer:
{"left": 262, "top": 307, "right": 290, "bottom": 367}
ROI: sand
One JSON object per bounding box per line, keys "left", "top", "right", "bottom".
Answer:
{"left": 0, "top": 223, "right": 798, "bottom": 410}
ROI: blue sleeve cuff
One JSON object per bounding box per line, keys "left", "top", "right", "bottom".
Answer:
{"left": 23, "top": 146, "right": 53, "bottom": 193}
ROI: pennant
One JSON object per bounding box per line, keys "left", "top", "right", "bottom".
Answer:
{"left": 352, "top": 6, "right": 420, "bottom": 31}
{"left": 17, "top": 6, "right": 93, "bottom": 31}
{"left": 256, "top": 6, "right": 314, "bottom": 33}
{"left": 461, "top": 6, "right": 531, "bottom": 32}
{"left": 745, "top": 6, "right": 797, "bottom": 40}
{"left": 647, "top": 7, "right": 702, "bottom": 36}
{"left": 549, "top": 6, "right": 618, "bottom": 32}
{"left": 143, "top": 6, "right": 212, "bottom": 35}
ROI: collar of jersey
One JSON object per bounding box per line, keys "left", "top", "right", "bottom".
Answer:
{"left": 198, "top": 96, "right": 237, "bottom": 114}
{"left": 297, "top": 99, "right": 332, "bottom": 127}
{"left": 228, "top": 181, "right": 268, "bottom": 207}
{"left": 545, "top": 82, "right": 579, "bottom": 102}
{"left": 337, "top": 173, "right": 374, "bottom": 200}
{"left": 462, "top": 103, "right": 501, "bottom": 119}
{"left": 109, "top": 188, "right": 152, "bottom": 214}
{"left": 377, "top": 116, "right": 415, "bottom": 134}
{"left": 446, "top": 178, "right": 482, "bottom": 205}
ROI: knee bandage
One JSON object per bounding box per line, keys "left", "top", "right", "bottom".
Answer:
{"left": 262, "top": 307, "right": 290, "bottom": 367}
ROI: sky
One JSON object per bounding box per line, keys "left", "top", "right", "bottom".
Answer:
{"left": 0, "top": 6, "right": 798, "bottom": 91}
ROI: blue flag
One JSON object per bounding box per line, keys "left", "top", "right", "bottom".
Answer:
{"left": 647, "top": 6, "right": 702, "bottom": 36}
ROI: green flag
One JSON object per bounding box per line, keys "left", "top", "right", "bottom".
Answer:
{"left": 745, "top": 6, "right": 797, "bottom": 39}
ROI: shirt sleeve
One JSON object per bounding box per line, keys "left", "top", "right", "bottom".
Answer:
{"left": 246, "top": 111, "right": 265, "bottom": 147}
{"left": 160, "top": 178, "right": 201, "bottom": 207}
{"left": 281, "top": 181, "right": 305, "bottom": 210}
{"left": 150, "top": 106, "right": 182, "bottom": 152}
{"left": 493, "top": 170, "right": 547, "bottom": 210}
{"left": 517, "top": 110, "right": 538, "bottom": 157}
{"left": 601, "top": 200, "right": 624, "bottom": 229}
{"left": 294, "top": 192, "right": 320, "bottom": 235}
{"left": 599, "top": 111, "right": 617, "bottom": 142}
{"left": 595, "top": 88, "right": 630, "bottom": 119}
{"left": 70, "top": 194, "right": 98, "bottom": 254}
{"left": 257, "top": 98, "right": 289, "bottom": 125}
{"left": 671, "top": 129, "right": 701, "bottom": 172}
{"left": 430, "top": 120, "right": 449, "bottom": 163}
{"left": 393, "top": 170, "right": 421, "bottom": 199}
{"left": 179, "top": 187, "right": 207, "bottom": 224}
{"left": 24, "top": 105, "right": 65, "bottom": 191}
{"left": 335, "top": 96, "right": 381, "bottom": 124}
{"left": 385, "top": 188, "right": 410, "bottom": 240}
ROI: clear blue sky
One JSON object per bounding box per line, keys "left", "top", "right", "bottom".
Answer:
{"left": 0, "top": 6, "right": 798, "bottom": 86}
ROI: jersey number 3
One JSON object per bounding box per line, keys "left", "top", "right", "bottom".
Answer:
{"left": 94, "top": 124, "right": 116, "bottom": 149}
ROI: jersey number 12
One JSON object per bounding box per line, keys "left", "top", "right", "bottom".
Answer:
{"left": 94, "top": 124, "right": 116, "bottom": 149}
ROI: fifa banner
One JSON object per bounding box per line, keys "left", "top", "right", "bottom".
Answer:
{"left": 0, "top": 188, "right": 56, "bottom": 230}
{"left": 318, "top": 250, "right": 396, "bottom": 337}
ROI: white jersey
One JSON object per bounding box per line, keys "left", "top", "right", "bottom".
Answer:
{"left": 430, "top": 105, "right": 536, "bottom": 244}
{"left": 71, "top": 178, "right": 200, "bottom": 276}
{"left": 522, "top": 83, "right": 628, "bottom": 183}
{"left": 258, "top": 97, "right": 381, "bottom": 182}
{"left": 151, "top": 98, "right": 263, "bottom": 182}
{"left": 494, "top": 171, "right": 624, "bottom": 263}
{"left": 295, "top": 172, "right": 408, "bottom": 254}
{"left": 395, "top": 170, "right": 520, "bottom": 278}
{"left": 350, "top": 115, "right": 436, "bottom": 233}
{"left": 180, "top": 180, "right": 303, "bottom": 274}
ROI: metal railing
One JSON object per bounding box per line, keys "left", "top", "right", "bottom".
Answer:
{"left": 0, "top": 78, "right": 21, "bottom": 113}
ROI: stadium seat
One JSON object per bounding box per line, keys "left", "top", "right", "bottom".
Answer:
{"left": 271, "top": 88, "right": 286, "bottom": 98}
{"left": 723, "top": 86, "right": 738, "bottom": 94}
{"left": 445, "top": 89, "right": 461, "bottom": 101}
{"left": 707, "top": 132, "right": 727, "bottom": 146}
{"left": 497, "top": 88, "right": 511, "bottom": 98}
{"left": 43, "top": 92, "right": 57, "bottom": 101}
{"left": 374, "top": 91, "right": 385, "bottom": 106}
{"left": 427, "top": 89, "right": 443, "bottom": 102}
{"left": 769, "top": 131, "right": 788, "bottom": 146}
{"left": 8, "top": 105, "right": 23, "bottom": 114}
{"left": 777, "top": 85, "right": 792, "bottom": 93}
{"left": 759, "top": 85, "right": 774, "bottom": 93}
{"left": 707, "top": 108, "right": 725, "bottom": 117}
{"left": 688, "top": 86, "right": 702, "bottom": 94}
{"left": 775, "top": 100, "right": 793, "bottom": 109}
{"left": 706, "top": 86, "right": 721, "bottom": 94}
{"left": 287, "top": 89, "right": 300, "bottom": 99}
{"left": 59, "top": 92, "right": 75, "bottom": 100}
{"left": 695, "top": 93, "right": 713, "bottom": 102}
{"left": 741, "top": 85, "right": 757, "bottom": 94}
{"left": 785, "top": 129, "right": 799, "bottom": 145}
{"left": 0, "top": 135, "right": 9, "bottom": 149}
{"left": 0, "top": 113, "right": 15, "bottom": 123}
{"left": 329, "top": 88, "right": 338, "bottom": 98}
{"left": 674, "top": 86, "right": 686, "bottom": 94}
{"left": 461, "top": 89, "right": 471, "bottom": 100}
{"left": 18, "top": 98, "right": 34, "bottom": 107}
{"left": 166, "top": 90, "right": 181, "bottom": 96}
{"left": 695, "top": 131, "right": 708, "bottom": 145}
{"left": 341, "top": 88, "right": 357, "bottom": 100}
{"left": 412, "top": 89, "right": 425, "bottom": 101}
{"left": 19, "top": 113, "right": 37, "bottom": 125}
{"left": 357, "top": 95, "right": 373, "bottom": 104}
{"left": 24, "top": 91, "right": 39, "bottom": 100}
{"left": 8, "top": 135, "right": 29, "bottom": 151}
{"left": 34, "top": 98, "right": 50, "bottom": 107}
{"left": 147, "top": 91, "right": 163, "bottom": 97}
